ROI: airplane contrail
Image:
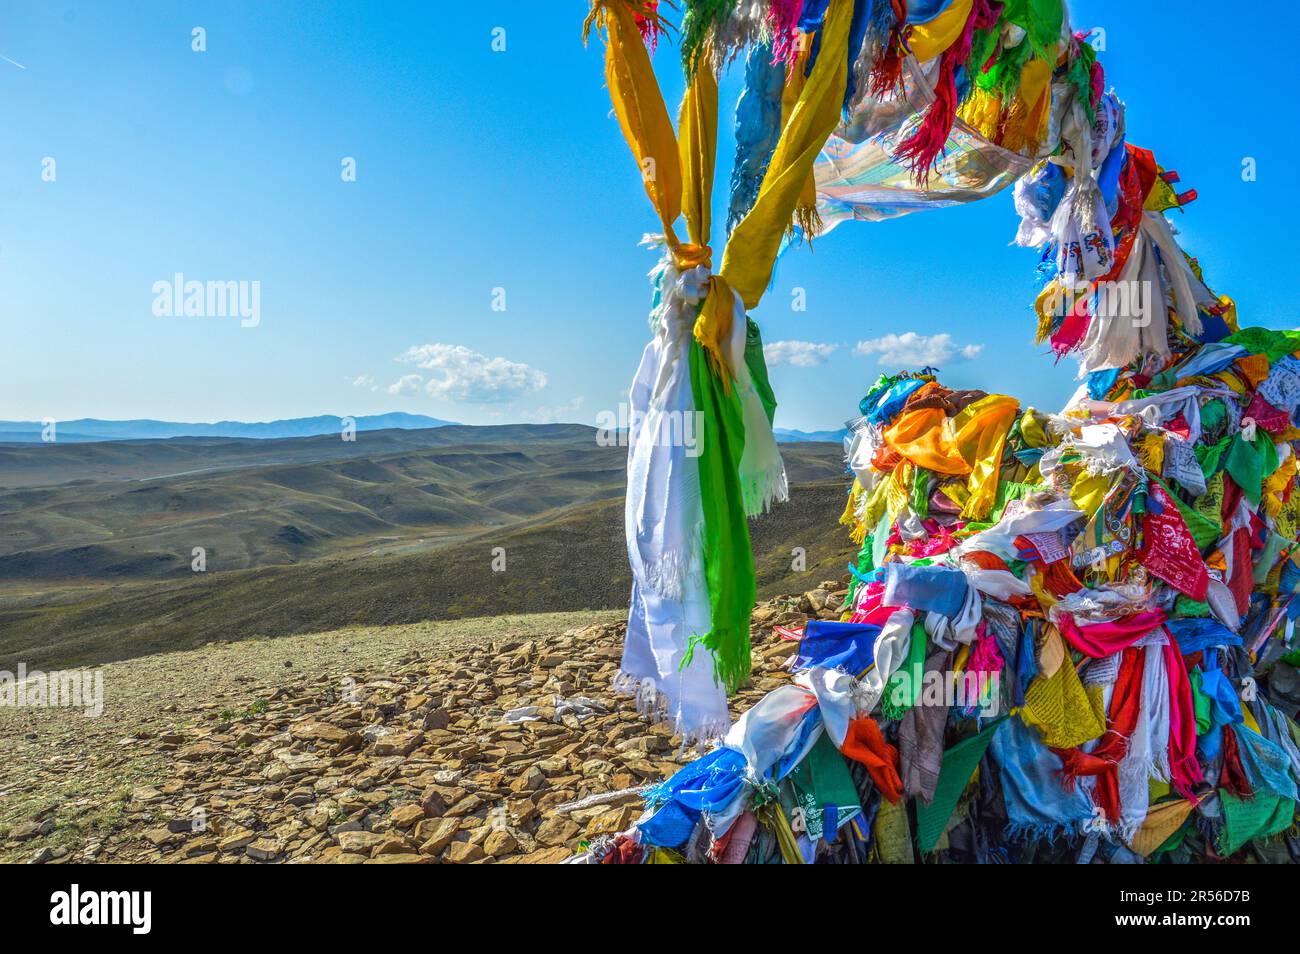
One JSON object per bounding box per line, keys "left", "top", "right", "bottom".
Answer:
{"left": 1, "top": 53, "right": 27, "bottom": 70}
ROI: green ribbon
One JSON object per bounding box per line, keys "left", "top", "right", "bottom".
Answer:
{"left": 1224, "top": 326, "right": 1300, "bottom": 362}
{"left": 1224, "top": 431, "right": 1280, "bottom": 508}
{"left": 882, "top": 619, "right": 929, "bottom": 722}
{"left": 684, "top": 339, "right": 756, "bottom": 694}
{"left": 1001, "top": 0, "right": 1066, "bottom": 59}
{"left": 744, "top": 317, "right": 777, "bottom": 425}
{"left": 915, "top": 717, "right": 1008, "bottom": 854}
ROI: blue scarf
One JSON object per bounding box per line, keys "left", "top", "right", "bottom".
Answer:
{"left": 841, "top": 0, "right": 876, "bottom": 109}
{"left": 726, "top": 44, "right": 786, "bottom": 234}
{"left": 990, "top": 718, "right": 1093, "bottom": 842}
{"left": 883, "top": 563, "right": 967, "bottom": 618}
{"left": 863, "top": 377, "right": 925, "bottom": 424}
{"left": 1166, "top": 618, "right": 1243, "bottom": 655}
{"left": 639, "top": 747, "right": 748, "bottom": 848}
{"left": 795, "top": 620, "right": 880, "bottom": 674}
{"left": 1235, "top": 726, "right": 1300, "bottom": 802}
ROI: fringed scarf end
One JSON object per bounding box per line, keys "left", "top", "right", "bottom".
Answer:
{"left": 741, "top": 464, "right": 790, "bottom": 517}
{"left": 1004, "top": 819, "right": 1080, "bottom": 846}
{"left": 611, "top": 669, "right": 729, "bottom": 753}
{"left": 867, "top": 0, "right": 908, "bottom": 99}
{"left": 791, "top": 202, "right": 823, "bottom": 243}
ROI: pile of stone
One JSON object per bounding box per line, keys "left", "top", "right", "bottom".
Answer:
{"left": 9, "top": 582, "right": 847, "bottom": 864}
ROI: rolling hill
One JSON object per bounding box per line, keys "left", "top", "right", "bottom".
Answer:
{"left": 0, "top": 425, "right": 853, "bottom": 669}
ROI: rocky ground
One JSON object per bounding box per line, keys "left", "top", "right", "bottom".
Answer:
{"left": 0, "top": 584, "right": 846, "bottom": 864}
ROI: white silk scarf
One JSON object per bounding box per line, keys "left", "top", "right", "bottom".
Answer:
{"left": 617, "top": 260, "right": 729, "bottom": 745}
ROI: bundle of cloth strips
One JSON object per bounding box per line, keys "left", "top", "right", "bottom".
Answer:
{"left": 583, "top": 1, "right": 1300, "bottom": 862}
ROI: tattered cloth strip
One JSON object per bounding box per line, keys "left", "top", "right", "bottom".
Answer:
{"left": 643, "top": 847, "right": 685, "bottom": 863}
{"left": 768, "top": 0, "right": 805, "bottom": 65}
{"left": 894, "top": 0, "right": 1001, "bottom": 182}
{"left": 841, "top": 716, "right": 904, "bottom": 802}
{"left": 1019, "top": 650, "right": 1105, "bottom": 749}
{"left": 688, "top": 201, "right": 788, "bottom": 697}
{"left": 1255, "top": 698, "right": 1300, "bottom": 783}
{"left": 715, "top": 810, "right": 758, "bottom": 863}
{"left": 899, "top": 648, "right": 953, "bottom": 801}
{"left": 582, "top": 2, "right": 689, "bottom": 259}
{"left": 680, "top": 0, "right": 735, "bottom": 77}
{"left": 867, "top": 0, "right": 909, "bottom": 97}
{"left": 1054, "top": 610, "right": 1166, "bottom": 657}
{"left": 755, "top": 799, "right": 805, "bottom": 864}
{"left": 685, "top": 337, "right": 756, "bottom": 694}
{"left": 1001, "top": 0, "right": 1064, "bottom": 58}
{"left": 1218, "top": 791, "right": 1297, "bottom": 857}
{"left": 794, "top": 619, "right": 880, "bottom": 673}
{"left": 624, "top": 264, "right": 708, "bottom": 603}
{"left": 1078, "top": 218, "right": 1171, "bottom": 372}
{"left": 1128, "top": 799, "right": 1194, "bottom": 857}
{"left": 841, "top": 0, "right": 883, "bottom": 111}
{"left": 872, "top": 793, "right": 915, "bottom": 863}
{"left": 1218, "top": 725, "right": 1253, "bottom": 800}
{"left": 858, "top": 608, "right": 916, "bottom": 712}
{"left": 725, "top": 293, "right": 789, "bottom": 517}
{"left": 1139, "top": 633, "right": 1172, "bottom": 782}
{"left": 1235, "top": 725, "right": 1300, "bottom": 802}
{"left": 599, "top": 834, "right": 644, "bottom": 864}
{"left": 796, "top": 666, "right": 862, "bottom": 749}
{"left": 639, "top": 745, "right": 748, "bottom": 847}
{"left": 720, "top": 0, "right": 853, "bottom": 310}
{"left": 727, "top": 43, "right": 786, "bottom": 233}
{"left": 725, "top": 683, "right": 821, "bottom": 780}
{"left": 1138, "top": 481, "right": 1210, "bottom": 601}
{"left": 882, "top": 617, "right": 929, "bottom": 719}
{"left": 1053, "top": 645, "right": 1144, "bottom": 833}
{"left": 1112, "top": 635, "right": 1171, "bottom": 838}
{"left": 1163, "top": 636, "right": 1205, "bottom": 799}
{"left": 786, "top": 732, "right": 863, "bottom": 844}
{"left": 1225, "top": 430, "right": 1280, "bottom": 508}
{"left": 915, "top": 716, "right": 1005, "bottom": 853}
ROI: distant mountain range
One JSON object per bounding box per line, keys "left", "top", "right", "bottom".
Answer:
{"left": 0, "top": 412, "right": 456, "bottom": 443}
{"left": 775, "top": 427, "right": 848, "bottom": 444}
{"left": 0, "top": 415, "right": 846, "bottom": 445}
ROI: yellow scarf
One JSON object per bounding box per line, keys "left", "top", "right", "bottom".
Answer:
{"left": 587, "top": 0, "right": 855, "bottom": 377}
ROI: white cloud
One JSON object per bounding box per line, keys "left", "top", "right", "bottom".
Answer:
{"left": 351, "top": 375, "right": 375, "bottom": 389}
{"left": 387, "top": 374, "right": 424, "bottom": 396}
{"left": 763, "top": 340, "right": 839, "bottom": 368}
{"left": 853, "top": 332, "right": 984, "bottom": 368}
{"left": 396, "top": 344, "right": 548, "bottom": 403}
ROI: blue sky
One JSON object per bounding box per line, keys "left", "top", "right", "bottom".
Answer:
{"left": 0, "top": 1, "right": 1292, "bottom": 429}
